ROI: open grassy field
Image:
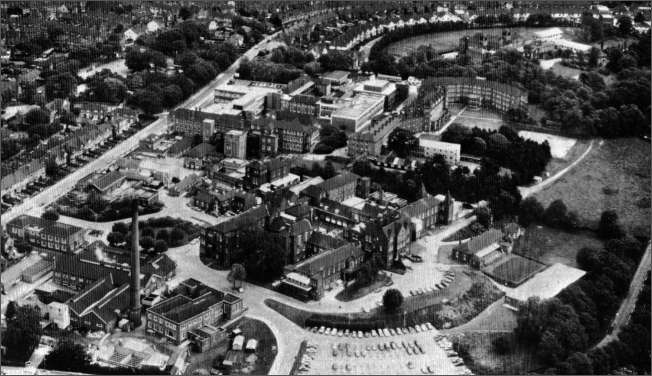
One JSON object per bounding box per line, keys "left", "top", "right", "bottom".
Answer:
{"left": 534, "top": 138, "right": 651, "bottom": 238}
{"left": 385, "top": 27, "right": 578, "bottom": 57}
{"left": 513, "top": 225, "right": 603, "bottom": 267}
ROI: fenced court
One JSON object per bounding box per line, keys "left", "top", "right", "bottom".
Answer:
{"left": 482, "top": 254, "right": 547, "bottom": 287}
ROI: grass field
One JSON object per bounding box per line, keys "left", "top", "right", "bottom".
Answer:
{"left": 534, "top": 138, "right": 651, "bottom": 238}
{"left": 385, "top": 27, "right": 579, "bottom": 57}
{"left": 513, "top": 225, "right": 604, "bottom": 267}
{"left": 543, "top": 139, "right": 591, "bottom": 176}
{"left": 482, "top": 254, "right": 546, "bottom": 287}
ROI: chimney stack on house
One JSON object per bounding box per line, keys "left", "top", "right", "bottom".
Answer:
{"left": 129, "top": 200, "right": 142, "bottom": 327}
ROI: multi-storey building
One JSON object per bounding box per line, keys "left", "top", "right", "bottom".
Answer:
{"left": 399, "top": 192, "right": 455, "bottom": 239}
{"left": 269, "top": 119, "right": 318, "bottom": 154}
{"left": 268, "top": 217, "right": 313, "bottom": 265}
{"left": 330, "top": 94, "right": 385, "bottom": 133}
{"left": 415, "top": 135, "right": 461, "bottom": 165}
{"left": 6, "top": 215, "right": 85, "bottom": 253}
{"left": 244, "top": 157, "right": 292, "bottom": 188}
{"left": 347, "top": 113, "right": 401, "bottom": 157}
{"left": 353, "top": 77, "right": 398, "bottom": 111}
{"left": 429, "top": 77, "right": 528, "bottom": 113}
{"left": 168, "top": 108, "right": 245, "bottom": 137}
{"left": 224, "top": 130, "right": 247, "bottom": 159}
{"left": 146, "top": 279, "right": 244, "bottom": 345}
{"left": 300, "top": 172, "right": 360, "bottom": 204}
{"left": 200, "top": 205, "right": 269, "bottom": 267}
{"left": 281, "top": 241, "right": 364, "bottom": 300}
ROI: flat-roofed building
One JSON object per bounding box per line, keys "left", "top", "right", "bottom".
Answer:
{"left": 331, "top": 94, "right": 385, "bottom": 133}
{"left": 347, "top": 112, "right": 401, "bottom": 157}
{"left": 321, "top": 70, "right": 350, "bottom": 86}
{"left": 146, "top": 279, "right": 244, "bottom": 344}
{"left": 428, "top": 77, "right": 528, "bottom": 113}
{"left": 354, "top": 77, "right": 398, "bottom": 110}
{"left": 533, "top": 27, "right": 563, "bottom": 40}
{"left": 213, "top": 80, "right": 284, "bottom": 117}
{"left": 416, "top": 135, "right": 461, "bottom": 165}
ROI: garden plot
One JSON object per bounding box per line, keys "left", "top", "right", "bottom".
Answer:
{"left": 518, "top": 131, "right": 576, "bottom": 159}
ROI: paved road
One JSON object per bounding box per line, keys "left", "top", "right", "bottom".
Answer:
{"left": 165, "top": 215, "right": 475, "bottom": 374}
{"left": 519, "top": 139, "right": 598, "bottom": 199}
{"left": 1, "top": 34, "right": 282, "bottom": 227}
{"left": 595, "top": 243, "right": 651, "bottom": 348}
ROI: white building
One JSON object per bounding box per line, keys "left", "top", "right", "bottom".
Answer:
{"left": 147, "top": 20, "right": 162, "bottom": 33}
{"left": 211, "top": 80, "right": 283, "bottom": 117}
{"left": 330, "top": 94, "right": 385, "bottom": 133}
{"left": 417, "top": 135, "right": 461, "bottom": 165}
{"left": 533, "top": 27, "right": 563, "bottom": 41}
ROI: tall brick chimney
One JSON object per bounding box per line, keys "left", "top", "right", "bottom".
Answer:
{"left": 128, "top": 200, "right": 142, "bottom": 327}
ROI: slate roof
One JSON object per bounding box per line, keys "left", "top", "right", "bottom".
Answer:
{"left": 68, "top": 276, "right": 114, "bottom": 316}
{"left": 90, "top": 170, "right": 125, "bottom": 192}
{"left": 185, "top": 143, "right": 218, "bottom": 159}
{"left": 399, "top": 195, "right": 443, "bottom": 218}
{"left": 457, "top": 229, "right": 503, "bottom": 255}
{"left": 294, "top": 242, "right": 363, "bottom": 276}
{"left": 211, "top": 205, "right": 268, "bottom": 234}
{"left": 308, "top": 231, "right": 348, "bottom": 250}
{"left": 317, "top": 172, "right": 360, "bottom": 194}
{"left": 284, "top": 204, "right": 312, "bottom": 219}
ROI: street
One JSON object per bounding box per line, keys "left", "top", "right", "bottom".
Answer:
{"left": 595, "top": 243, "right": 651, "bottom": 348}
{"left": 0, "top": 34, "right": 283, "bottom": 227}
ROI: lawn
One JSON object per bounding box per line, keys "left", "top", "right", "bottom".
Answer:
{"left": 335, "top": 274, "right": 392, "bottom": 302}
{"left": 542, "top": 139, "right": 591, "bottom": 176}
{"left": 534, "top": 138, "right": 651, "bottom": 238}
{"left": 442, "top": 221, "right": 486, "bottom": 242}
{"left": 482, "top": 254, "right": 547, "bottom": 287}
{"left": 450, "top": 332, "right": 540, "bottom": 375}
{"left": 384, "top": 27, "right": 579, "bottom": 57}
{"left": 512, "top": 225, "right": 604, "bottom": 268}
{"left": 265, "top": 268, "right": 502, "bottom": 330}
{"left": 184, "top": 317, "right": 277, "bottom": 376}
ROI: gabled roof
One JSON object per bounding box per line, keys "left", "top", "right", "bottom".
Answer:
{"left": 185, "top": 143, "right": 218, "bottom": 159}
{"left": 90, "top": 283, "right": 130, "bottom": 324}
{"left": 211, "top": 205, "right": 269, "bottom": 234}
{"left": 399, "top": 195, "right": 443, "bottom": 218}
{"left": 90, "top": 170, "right": 125, "bottom": 191}
{"left": 295, "top": 242, "right": 363, "bottom": 276}
{"left": 68, "top": 276, "right": 114, "bottom": 316}
{"left": 284, "top": 204, "right": 312, "bottom": 219}
{"left": 458, "top": 229, "right": 503, "bottom": 255}
{"left": 318, "top": 172, "right": 360, "bottom": 194}
{"left": 308, "top": 231, "right": 348, "bottom": 250}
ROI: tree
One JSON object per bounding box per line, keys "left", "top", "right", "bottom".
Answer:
{"left": 45, "top": 157, "right": 59, "bottom": 178}
{"left": 588, "top": 47, "right": 600, "bottom": 68}
{"left": 154, "top": 239, "right": 168, "bottom": 253}
{"left": 322, "top": 161, "right": 336, "bottom": 179}
{"left": 140, "top": 236, "right": 155, "bottom": 251}
{"left": 618, "top": 16, "right": 633, "bottom": 36}
{"left": 171, "top": 177, "right": 180, "bottom": 184}
{"left": 598, "top": 210, "right": 623, "bottom": 239}
{"left": 178, "top": 6, "right": 193, "bottom": 20}
{"left": 42, "top": 340, "right": 90, "bottom": 371}
{"left": 475, "top": 206, "right": 491, "bottom": 228}
{"left": 141, "top": 226, "right": 155, "bottom": 238}
{"left": 518, "top": 197, "right": 545, "bottom": 227}
{"left": 170, "top": 227, "right": 186, "bottom": 247}
{"left": 240, "top": 229, "right": 286, "bottom": 283}
{"left": 44, "top": 73, "right": 76, "bottom": 99}
{"left": 382, "top": 288, "right": 404, "bottom": 312}
{"left": 41, "top": 209, "right": 60, "bottom": 221}
{"left": 25, "top": 108, "right": 50, "bottom": 126}
{"left": 567, "top": 352, "right": 594, "bottom": 374}
{"left": 492, "top": 335, "right": 510, "bottom": 355}
{"left": 387, "top": 128, "right": 418, "bottom": 158}
{"left": 2, "top": 305, "right": 43, "bottom": 361}
{"left": 112, "top": 222, "right": 129, "bottom": 234}
{"left": 5, "top": 300, "right": 17, "bottom": 320}
{"left": 107, "top": 232, "right": 125, "bottom": 246}
{"left": 228, "top": 263, "right": 247, "bottom": 289}
{"left": 156, "top": 229, "right": 169, "bottom": 244}
{"left": 318, "top": 50, "right": 353, "bottom": 71}
{"left": 543, "top": 199, "right": 568, "bottom": 228}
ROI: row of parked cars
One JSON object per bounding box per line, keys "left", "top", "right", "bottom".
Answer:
{"left": 311, "top": 322, "right": 436, "bottom": 338}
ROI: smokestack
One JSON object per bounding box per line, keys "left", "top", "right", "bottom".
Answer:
{"left": 129, "top": 200, "right": 142, "bottom": 328}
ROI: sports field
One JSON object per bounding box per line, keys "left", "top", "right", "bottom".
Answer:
{"left": 482, "top": 254, "right": 547, "bottom": 287}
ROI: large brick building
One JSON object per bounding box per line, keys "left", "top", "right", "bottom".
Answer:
{"left": 6, "top": 215, "right": 85, "bottom": 253}
{"left": 300, "top": 172, "right": 360, "bottom": 204}
{"left": 146, "top": 279, "right": 244, "bottom": 345}
{"left": 244, "top": 157, "right": 292, "bottom": 188}
{"left": 428, "top": 77, "right": 528, "bottom": 113}
{"left": 200, "top": 205, "right": 269, "bottom": 267}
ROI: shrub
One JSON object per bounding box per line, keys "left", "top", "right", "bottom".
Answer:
{"left": 382, "top": 289, "right": 404, "bottom": 312}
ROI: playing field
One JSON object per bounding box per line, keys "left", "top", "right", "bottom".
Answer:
{"left": 385, "top": 27, "right": 579, "bottom": 57}
{"left": 482, "top": 254, "right": 547, "bottom": 287}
